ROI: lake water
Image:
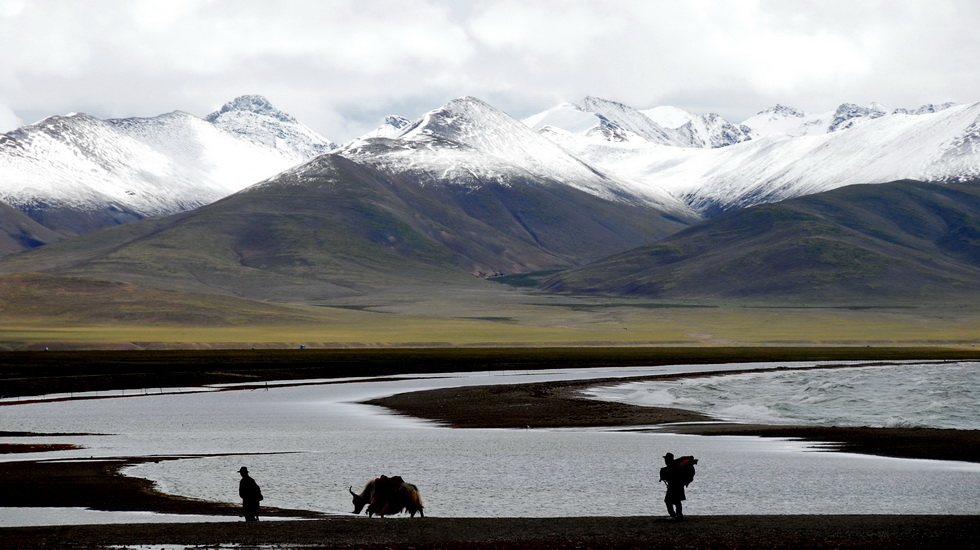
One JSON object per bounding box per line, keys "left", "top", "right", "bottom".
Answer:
{"left": 1, "top": 361, "right": 978, "bottom": 526}
{"left": 585, "top": 361, "right": 980, "bottom": 430}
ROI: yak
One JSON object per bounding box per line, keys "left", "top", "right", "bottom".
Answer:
{"left": 349, "top": 475, "right": 424, "bottom": 518}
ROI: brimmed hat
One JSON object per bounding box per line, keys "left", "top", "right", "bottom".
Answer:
{"left": 238, "top": 467, "right": 249, "bottom": 473}
{"left": 663, "top": 452, "right": 674, "bottom": 460}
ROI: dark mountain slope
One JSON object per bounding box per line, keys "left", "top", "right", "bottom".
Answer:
{"left": 541, "top": 180, "right": 980, "bottom": 302}
{"left": 0, "top": 201, "right": 67, "bottom": 255}
{"left": 0, "top": 152, "right": 688, "bottom": 302}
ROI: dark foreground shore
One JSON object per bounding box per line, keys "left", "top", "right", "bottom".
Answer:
{"left": 2, "top": 349, "right": 979, "bottom": 548}
{"left": 3, "top": 515, "right": 978, "bottom": 549}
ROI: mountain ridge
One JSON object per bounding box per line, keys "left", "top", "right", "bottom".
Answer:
{"left": 0, "top": 95, "right": 334, "bottom": 250}
{"left": 2, "top": 94, "right": 980, "bottom": 309}
{"left": 542, "top": 99, "right": 980, "bottom": 215}
{"left": 540, "top": 179, "right": 980, "bottom": 303}
{"left": 0, "top": 99, "right": 694, "bottom": 301}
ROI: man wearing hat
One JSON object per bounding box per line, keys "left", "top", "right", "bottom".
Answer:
{"left": 238, "top": 466, "right": 263, "bottom": 521}
{"left": 659, "top": 452, "right": 685, "bottom": 520}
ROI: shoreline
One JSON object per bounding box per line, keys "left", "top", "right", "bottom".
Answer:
{"left": 367, "top": 364, "right": 980, "bottom": 463}
{"left": 5, "top": 346, "right": 979, "bottom": 400}
{"left": 0, "top": 455, "right": 328, "bottom": 521}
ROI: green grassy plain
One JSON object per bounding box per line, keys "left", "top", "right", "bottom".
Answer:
{"left": 2, "top": 270, "right": 978, "bottom": 350}
{"left": 2, "top": 291, "right": 979, "bottom": 350}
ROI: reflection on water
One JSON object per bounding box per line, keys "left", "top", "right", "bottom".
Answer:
{"left": 1, "top": 362, "right": 979, "bottom": 524}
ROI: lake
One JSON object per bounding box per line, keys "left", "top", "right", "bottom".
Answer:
{"left": 1, "top": 361, "right": 978, "bottom": 526}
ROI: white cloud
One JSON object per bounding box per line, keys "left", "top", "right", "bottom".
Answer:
{"left": 0, "top": 103, "right": 23, "bottom": 132}
{"left": 0, "top": 0, "right": 977, "bottom": 140}
{"left": 468, "top": 0, "right": 620, "bottom": 62}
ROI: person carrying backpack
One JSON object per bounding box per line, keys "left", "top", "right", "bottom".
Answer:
{"left": 659, "top": 452, "right": 696, "bottom": 520}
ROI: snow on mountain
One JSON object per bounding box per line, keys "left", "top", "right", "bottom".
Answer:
{"left": 575, "top": 96, "right": 685, "bottom": 145}
{"left": 688, "top": 113, "right": 755, "bottom": 148}
{"left": 338, "top": 96, "right": 694, "bottom": 215}
{"left": 357, "top": 115, "right": 413, "bottom": 139}
{"left": 739, "top": 104, "right": 815, "bottom": 137}
{"left": 524, "top": 97, "right": 683, "bottom": 145}
{"left": 741, "top": 102, "right": 947, "bottom": 138}
{"left": 526, "top": 98, "right": 752, "bottom": 149}
{"left": 643, "top": 106, "right": 755, "bottom": 149}
{"left": 0, "top": 97, "right": 332, "bottom": 223}
{"left": 551, "top": 101, "right": 980, "bottom": 215}
{"left": 523, "top": 102, "right": 603, "bottom": 136}
{"left": 893, "top": 102, "right": 957, "bottom": 115}
{"left": 206, "top": 95, "right": 336, "bottom": 158}
{"left": 641, "top": 105, "right": 695, "bottom": 129}
{"left": 826, "top": 102, "right": 887, "bottom": 132}
{"left": 5, "top": 91, "right": 976, "bottom": 252}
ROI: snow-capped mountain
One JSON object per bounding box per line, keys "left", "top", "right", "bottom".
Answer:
{"left": 741, "top": 101, "right": 957, "bottom": 138}
{"left": 4, "top": 91, "right": 979, "bottom": 262}
{"left": 525, "top": 97, "right": 685, "bottom": 146}
{"left": 357, "top": 115, "right": 412, "bottom": 139}
{"left": 739, "top": 104, "right": 816, "bottom": 137}
{"left": 0, "top": 96, "right": 332, "bottom": 235}
{"left": 4, "top": 93, "right": 980, "bottom": 303}
{"left": 893, "top": 102, "right": 957, "bottom": 115}
{"left": 206, "top": 94, "right": 336, "bottom": 158}
{"left": 549, "top": 101, "right": 980, "bottom": 215}
{"left": 642, "top": 105, "right": 755, "bottom": 148}
{"left": 0, "top": 96, "right": 700, "bottom": 295}
{"left": 525, "top": 96, "right": 753, "bottom": 150}
{"left": 338, "top": 96, "right": 694, "bottom": 215}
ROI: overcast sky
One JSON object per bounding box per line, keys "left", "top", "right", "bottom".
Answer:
{"left": 1, "top": 0, "right": 977, "bottom": 141}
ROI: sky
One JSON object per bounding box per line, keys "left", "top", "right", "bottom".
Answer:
{"left": 1, "top": 0, "right": 977, "bottom": 142}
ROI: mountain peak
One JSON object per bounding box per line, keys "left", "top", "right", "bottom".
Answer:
{"left": 893, "top": 102, "right": 958, "bottom": 115}
{"left": 399, "top": 96, "right": 513, "bottom": 143}
{"left": 206, "top": 95, "right": 297, "bottom": 124}
{"left": 205, "top": 94, "right": 335, "bottom": 157}
{"left": 577, "top": 96, "right": 628, "bottom": 111}
{"left": 828, "top": 103, "right": 886, "bottom": 132}
{"left": 757, "top": 104, "right": 806, "bottom": 118}
{"left": 573, "top": 96, "right": 680, "bottom": 145}
{"left": 383, "top": 115, "right": 410, "bottom": 128}
{"left": 440, "top": 96, "right": 498, "bottom": 117}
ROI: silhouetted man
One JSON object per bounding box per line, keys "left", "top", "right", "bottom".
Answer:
{"left": 238, "top": 466, "right": 263, "bottom": 521}
{"left": 659, "top": 452, "right": 685, "bottom": 520}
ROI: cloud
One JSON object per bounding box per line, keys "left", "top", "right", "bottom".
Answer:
{"left": 0, "top": 0, "right": 977, "bottom": 140}
{"left": 0, "top": 103, "right": 23, "bottom": 132}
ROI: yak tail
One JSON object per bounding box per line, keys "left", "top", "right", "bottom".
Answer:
{"left": 409, "top": 486, "right": 424, "bottom": 517}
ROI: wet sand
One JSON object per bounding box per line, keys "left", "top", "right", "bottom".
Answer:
{"left": 2, "top": 360, "right": 978, "bottom": 548}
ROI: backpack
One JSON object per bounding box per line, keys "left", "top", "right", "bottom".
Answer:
{"left": 675, "top": 455, "right": 698, "bottom": 486}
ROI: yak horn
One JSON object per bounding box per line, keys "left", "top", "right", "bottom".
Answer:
{"left": 349, "top": 486, "right": 356, "bottom": 496}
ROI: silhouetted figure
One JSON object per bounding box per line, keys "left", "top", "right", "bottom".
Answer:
{"left": 238, "top": 466, "right": 263, "bottom": 521}
{"left": 659, "top": 452, "right": 685, "bottom": 520}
